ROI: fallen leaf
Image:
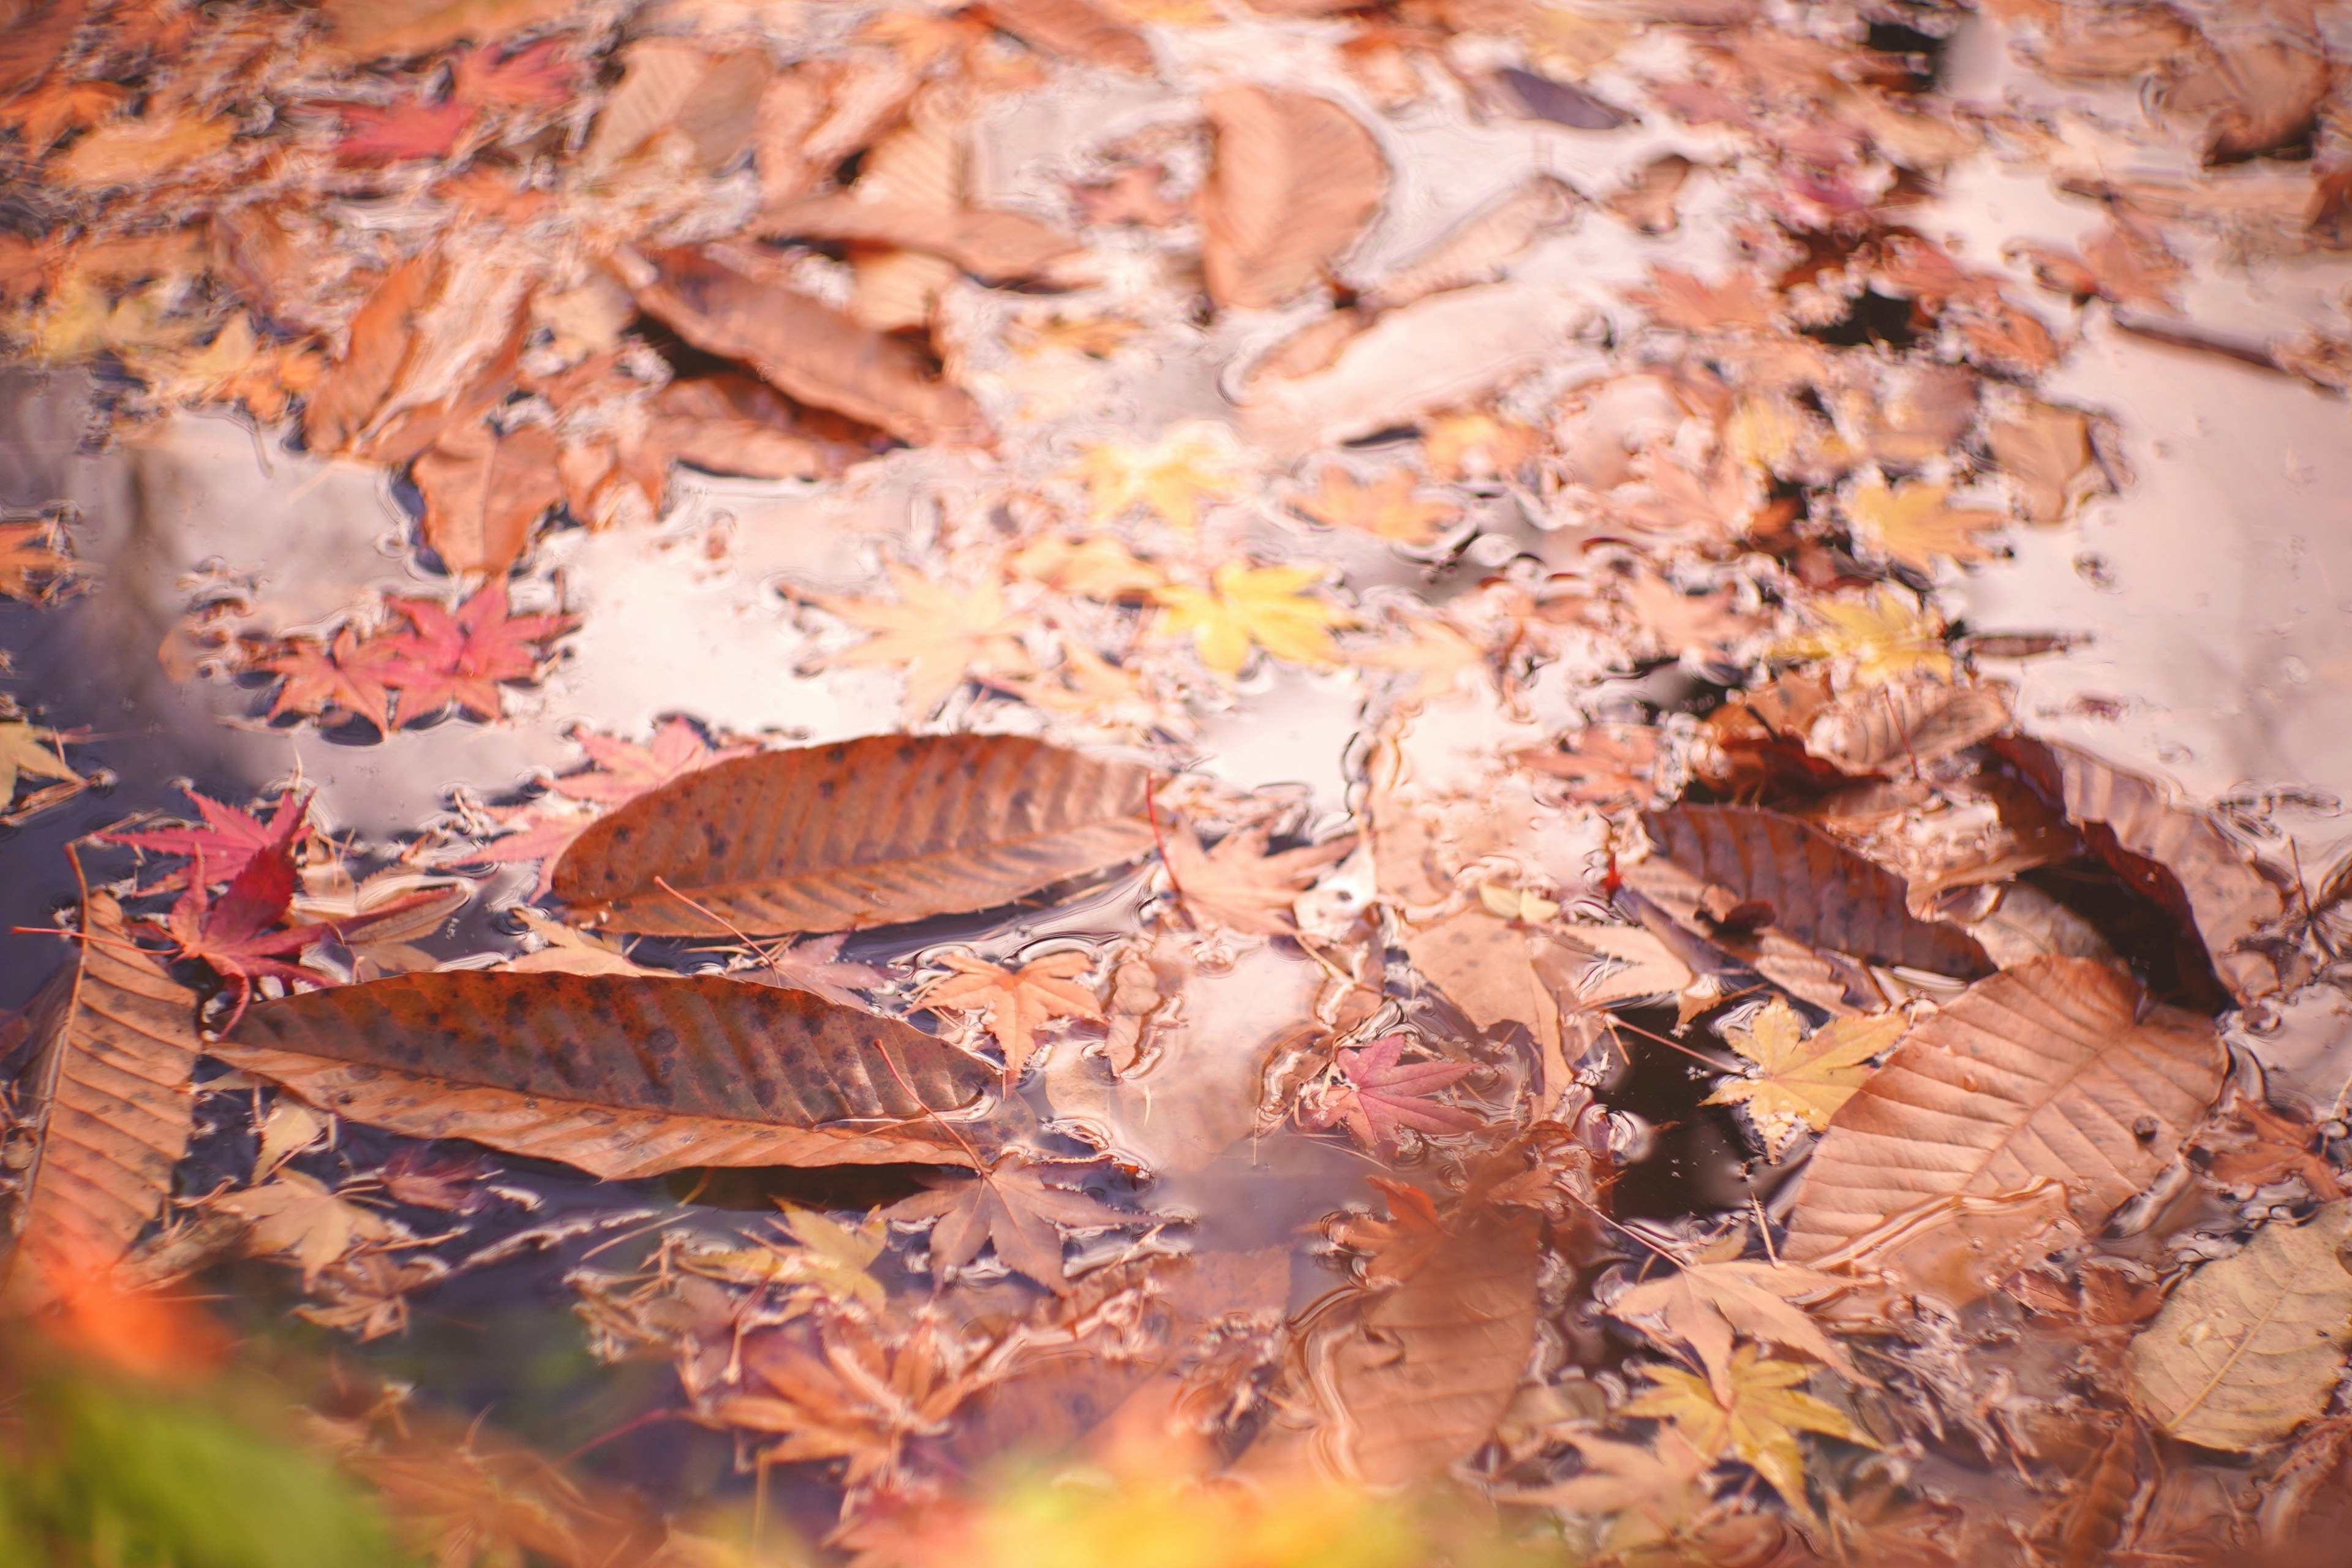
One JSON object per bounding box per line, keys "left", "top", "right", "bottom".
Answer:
{"left": 1159, "top": 822, "right": 1353, "bottom": 935}
{"left": 1844, "top": 475, "right": 2005, "bottom": 570}
{"left": 1297, "top": 1032, "right": 1482, "bottom": 1155}
{"left": 1626, "top": 266, "right": 1782, "bottom": 333}
{"left": 376, "top": 579, "right": 574, "bottom": 725}
{"left": 1624, "top": 1348, "right": 1872, "bottom": 1520}
{"left": 1801, "top": 681, "right": 2010, "bottom": 776}
{"left": 635, "top": 246, "right": 990, "bottom": 448}
{"left": 1610, "top": 1256, "right": 1871, "bottom": 1400}
{"left": 1071, "top": 423, "right": 1249, "bottom": 529}
{"left": 1516, "top": 723, "right": 1659, "bottom": 807}
{"left": 0, "top": 720, "right": 81, "bottom": 807}
{"left": 718, "top": 1308, "right": 995, "bottom": 1487}
{"left": 1006, "top": 533, "right": 1166, "bottom": 600}
{"left": 801, "top": 565, "right": 1036, "bottom": 720}
{"left": 1198, "top": 86, "right": 1389, "bottom": 310}
{"left": 1509, "top": 1430, "right": 1717, "bottom": 1560}
{"left": 884, "top": 1157, "right": 1146, "bottom": 1293}
{"left": 1353, "top": 614, "right": 1487, "bottom": 707}
{"left": 914, "top": 951, "right": 1103, "bottom": 1080}
{"left": 303, "top": 251, "right": 444, "bottom": 456}
{"left": 1706, "top": 1001, "right": 1902, "bottom": 1161}
{"left": 979, "top": 0, "right": 1154, "bottom": 71}
{"left": 1151, "top": 563, "right": 1356, "bottom": 673}
{"left": 0, "top": 517, "right": 83, "bottom": 601}
{"left": 260, "top": 627, "right": 402, "bottom": 728}
{"left": 551, "top": 734, "right": 1155, "bottom": 937}
{"left": 1289, "top": 466, "right": 1459, "bottom": 545}
{"left": 409, "top": 421, "right": 564, "bottom": 576}
{"left": 213, "top": 1170, "right": 418, "bottom": 1288}
{"left": 1783, "top": 957, "right": 2224, "bottom": 1264}
{"left": 0, "top": 891, "right": 202, "bottom": 1306}
{"left": 1615, "top": 571, "right": 1766, "bottom": 664}
{"left": 1987, "top": 401, "right": 2103, "bottom": 524}
{"left": 214, "top": 971, "right": 995, "bottom": 1177}
{"left": 1363, "top": 176, "right": 1578, "bottom": 309}
{"left": 136, "top": 801, "right": 334, "bottom": 1033}
{"left": 2129, "top": 1201, "right": 2352, "bottom": 1452}
{"left": 51, "top": 111, "right": 233, "bottom": 186}
{"left": 1554, "top": 923, "right": 1701, "bottom": 1009}
{"left": 758, "top": 192, "right": 1084, "bottom": 282}
{"left": 1421, "top": 408, "right": 1542, "bottom": 481}
{"left": 743, "top": 933, "right": 893, "bottom": 1009}
{"left": 1772, "top": 586, "right": 1953, "bottom": 685}
{"left": 1403, "top": 908, "right": 1562, "bottom": 1063}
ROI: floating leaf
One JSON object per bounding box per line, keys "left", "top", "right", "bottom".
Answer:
{"left": 1844, "top": 476, "right": 2005, "bottom": 570}
{"left": 2129, "top": 1202, "right": 2352, "bottom": 1452}
{"left": 1773, "top": 587, "right": 1952, "bottom": 686}
{"left": 1161, "top": 822, "right": 1353, "bottom": 935}
{"left": 1198, "top": 86, "right": 1388, "bottom": 310}
{"left": 1071, "top": 423, "right": 1249, "bottom": 529}
{"left": 1297, "top": 1033, "right": 1482, "bottom": 1155}
{"left": 1624, "top": 1348, "right": 1871, "bottom": 1521}
{"left": 979, "top": 0, "right": 1153, "bottom": 71}
{"left": 1784, "top": 957, "right": 2223, "bottom": 1263}
{"left": 883, "top": 1157, "right": 1146, "bottom": 1294}
{"left": 1610, "top": 1257, "right": 1871, "bottom": 1400}
{"left": 799, "top": 563, "right": 1036, "bottom": 720}
{"left": 1150, "top": 563, "right": 1356, "bottom": 673}
{"left": 1707, "top": 1001, "right": 1904, "bottom": 1163}
{"left": 552, "top": 735, "right": 1155, "bottom": 937}
{"left": 1289, "top": 467, "right": 1459, "bottom": 545}
{"left": 214, "top": 971, "right": 993, "bottom": 1178}
{"left": 913, "top": 951, "right": 1102, "bottom": 1081}
{"left": 0, "top": 894, "right": 201, "bottom": 1305}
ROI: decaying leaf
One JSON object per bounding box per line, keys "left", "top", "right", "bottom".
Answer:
{"left": 213, "top": 971, "right": 995, "bottom": 1177}
{"left": 2129, "top": 1201, "right": 2352, "bottom": 1452}
{"left": 1844, "top": 476, "right": 2005, "bottom": 570}
{"left": 1623, "top": 1348, "right": 1872, "bottom": 1521}
{"left": 883, "top": 1157, "right": 1147, "bottom": 1293}
{"left": 1198, "top": 86, "right": 1389, "bottom": 310}
{"left": 1610, "top": 1255, "right": 1869, "bottom": 1400}
{"left": 552, "top": 734, "right": 1156, "bottom": 937}
{"left": 0, "top": 894, "right": 201, "bottom": 1306}
{"left": 1784, "top": 957, "right": 2224, "bottom": 1264}
{"left": 913, "top": 951, "right": 1102, "bottom": 1080}
{"left": 0, "top": 720, "right": 81, "bottom": 807}
{"left": 1706, "top": 1001, "right": 1904, "bottom": 1162}
{"left": 212, "top": 1169, "right": 419, "bottom": 1288}
{"left": 1160, "top": 822, "right": 1353, "bottom": 935}
{"left": 1802, "top": 681, "right": 2010, "bottom": 776}
{"left": 1988, "top": 402, "right": 2105, "bottom": 524}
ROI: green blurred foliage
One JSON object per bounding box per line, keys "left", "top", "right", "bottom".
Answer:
{"left": 0, "top": 1329, "right": 415, "bottom": 1568}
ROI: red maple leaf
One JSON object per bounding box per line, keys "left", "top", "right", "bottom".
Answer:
{"left": 98, "top": 788, "right": 309, "bottom": 891}
{"left": 1298, "top": 1033, "right": 1482, "bottom": 1155}
{"left": 451, "top": 39, "right": 576, "bottom": 107}
{"left": 262, "top": 625, "right": 402, "bottom": 728}
{"left": 135, "top": 794, "right": 334, "bottom": 1033}
{"left": 376, "top": 579, "right": 573, "bottom": 725}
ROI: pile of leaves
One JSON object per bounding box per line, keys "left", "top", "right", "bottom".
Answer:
{"left": 7, "top": 0, "right": 2352, "bottom": 1564}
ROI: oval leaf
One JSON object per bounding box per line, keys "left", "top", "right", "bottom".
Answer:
{"left": 2129, "top": 1202, "right": 2352, "bottom": 1451}
{"left": 1784, "top": 957, "right": 2223, "bottom": 1261}
{"left": 216, "top": 971, "right": 993, "bottom": 1179}
{"left": 1199, "top": 86, "right": 1388, "bottom": 311}
{"left": 1641, "top": 803, "right": 1994, "bottom": 978}
{"left": 552, "top": 734, "right": 1156, "bottom": 937}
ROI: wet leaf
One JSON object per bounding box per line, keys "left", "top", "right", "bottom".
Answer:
{"left": 1352, "top": 614, "right": 1487, "bottom": 707}
{"left": 1297, "top": 1033, "right": 1482, "bottom": 1155}
{"left": 635, "top": 246, "right": 990, "bottom": 447}
{"left": 552, "top": 734, "right": 1155, "bottom": 937}
{"left": 1150, "top": 564, "right": 1356, "bottom": 674}
{"left": 50, "top": 112, "right": 233, "bottom": 186}
{"left": 758, "top": 192, "right": 1084, "bottom": 282}
{"left": 409, "top": 421, "right": 563, "bottom": 576}
{"left": 799, "top": 563, "right": 1036, "bottom": 720}
{"left": 1289, "top": 466, "right": 1459, "bottom": 545}
{"left": 1801, "top": 681, "right": 2009, "bottom": 776}
{"left": 1071, "top": 423, "right": 1249, "bottom": 529}
{"left": 1609, "top": 1255, "right": 1871, "bottom": 1401}
{"left": 1640, "top": 804, "right": 1994, "bottom": 978}
{"left": 1626, "top": 266, "right": 1781, "bottom": 333}
{"left": 1364, "top": 176, "right": 1578, "bottom": 309}
{"left": 979, "top": 0, "right": 1154, "bottom": 72}
{"left": 213, "top": 1170, "right": 418, "bottom": 1288}
{"left": 2128, "top": 1201, "right": 2352, "bottom": 1452}
{"left": 1198, "top": 86, "right": 1388, "bottom": 310}
{"left": 1706, "top": 1001, "right": 1904, "bottom": 1162}
{"left": 1772, "top": 586, "right": 1953, "bottom": 685}
{"left": 1987, "top": 401, "right": 2103, "bottom": 524}
{"left": 1844, "top": 475, "right": 2005, "bottom": 570}
{"left": 0, "top": 516, "right": 83, "bottom": 601}
{"left": 913, "top": 951, "right": 1102, "bottom": 1081}
{"left": 303, "top": 251, "right": 443, "bottom": 456}
{"left": 883, "top": 1157, "right": 1146, "bottom": 1293}
{"left": 0, "top": 720, "right": 80, "bottom": 806}
{"left": 1624, "top": 1348, "right": 1871, "bottom": 1520}
{"left": 0, "top": 894, "right": 201, "bottom": 1306}
{"left": 213, "top": 971, "right": 995, "bottom": 1177}
{"left": 375, "top": 578, "right": 574, "bottom": 725}
{"left": 1784, "top": 957, "right": 2224, "bottom": 1262}
{"left": 1403, "top": 908, "right": 1562, "bottom": 1060}
{"left": 1160, "top": 822, "right": 1352, "bottom": 936}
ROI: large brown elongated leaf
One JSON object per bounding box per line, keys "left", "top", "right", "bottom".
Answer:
{"left": 552, "top": 734, "right": 1156, "bottom": 938}
{"left": 1784, "top": 957, "right": 2223, "bottom": 1262}
{"left": 978, "top": 0, "right": 1153, "bottom": 72}
{"left": 1198, "top": 86, "right": 1388, "bottom": 311}
{"left": 2128, "top": 1201, "right": 2352, "bottom": 1452}
{"left": 633, "top": 247, "right": 990, "bottom": 448}
{"left": 1996, "top": 736, "right": 2283, "bottom": 1001}
{"left": 214, "top": 972, "right": 990, "bottom": 1179}
{"left": 756, "top": 194, "right": 1082, "bottom": 282}
{"left": 0, "top": 893, "right": 201, "bottom": 1305}
{"left": 304, "top": 250, "right": 442, "bottom": 454}
{"left": 1640, "top": 804, "right": 1994, "bottom": 979}
{"left": 410, "top": 421, "right": 562, "bottom": 576}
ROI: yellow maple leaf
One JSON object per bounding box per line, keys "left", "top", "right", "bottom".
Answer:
{"left": 1421, "top": 409, "right": 1542, "bottom": 481}
{"left": 1773, "top": 586, "right": 1951, "bottom": 686}
{"left": 127, "top": 314, "right": 325, "bottom": 422}
{"left": 1007, "top": 533, "right": 1166, "bottom": 600}
{"left": 1624, "top": 1348, "right": 1872, "bottom": 1522}
{"left": 1289, "top": 467, "right": 1460, "bottom": 546}
{"left": 802, "top": 562, "right": 1036, "bottom": 719}
{"left": 1152, "top": 562, "right": 1355, "bottom": 674}
{"left": 1844, "top": 475, "right": 2005, "bottom": 571}
{"left": 914, "top": 951, "right": 1102, "bottom": 1081}
{"left": 1071, "top": 423, "right": 1250, "bottom": 529}
{"left": 1477, "top": 883, "right": 1559, "bottom": 923}
{"left": 1706, "top": 1001, "right": 1902, "bottom": 1163}
{"left": 1352, "top": 614, "right": 1487, "bottom": 706}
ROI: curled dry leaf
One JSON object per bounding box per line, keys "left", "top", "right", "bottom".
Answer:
{"left": 2129, "top": 1201, "right": 2352, "bottom": 1452}
{"left": 1784, "top": 957, "right": 2224, "bottom": 1267}
{"left": 1363, "top": 176, "right": 1578, "bottom": 310}
{"left": 1639, "top": 804, "right": 1994, "bottom": 978}
{"left": 214, "top": 971, "right": 995, "bottom": 1177}
{"left": 0, "top": 892, "right": 201, "bottom": 1306}
{"left": 1198, "top": 86, "right": 1389, "bottom": 311}
{"left": 633, "top": 246, "right": 989, "bottom": 448}
{"left": 552, "top": 734, "right": 1156, "bottom": 937}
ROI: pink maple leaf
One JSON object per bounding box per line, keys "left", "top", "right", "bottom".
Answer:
{"left": 377, "top": 579, "right": 574, "bottom": 726}
{"left": 1300, "top": 1034, "right": 1483, "bottom": 1155}
{"left": 99, "top": 788, "right": 309, "bottom": 892}
{"left": 135, "top": 795, "right": 335, "bottom": 1033}
{"left": 334, "top": 96, "right": 475, "bottom": 164}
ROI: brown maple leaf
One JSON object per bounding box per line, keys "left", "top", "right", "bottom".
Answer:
{"left": 912, "top": 951, "right": 1103, "bottom": 1081}
{"left": 718, "top": 1310, "right": 993, "bottom": 1491}
{"left": 1615, "top": 571, "right": 1765, "bottom": 664}
{"left": 1289, "top": 466, "right": 1460, "bottom": 546}
{"left": 1298, "top": 1033, "right": 1483, "bottom": 1155}
{"left": 1626, "top": 266, "right": 1782, "bottom": 333}
{"left": 883, "top": 1157, "right": 1148, "bottom": 1294}
{"left": 1161, "top": 822, "right": 1355, "bottom": 935}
